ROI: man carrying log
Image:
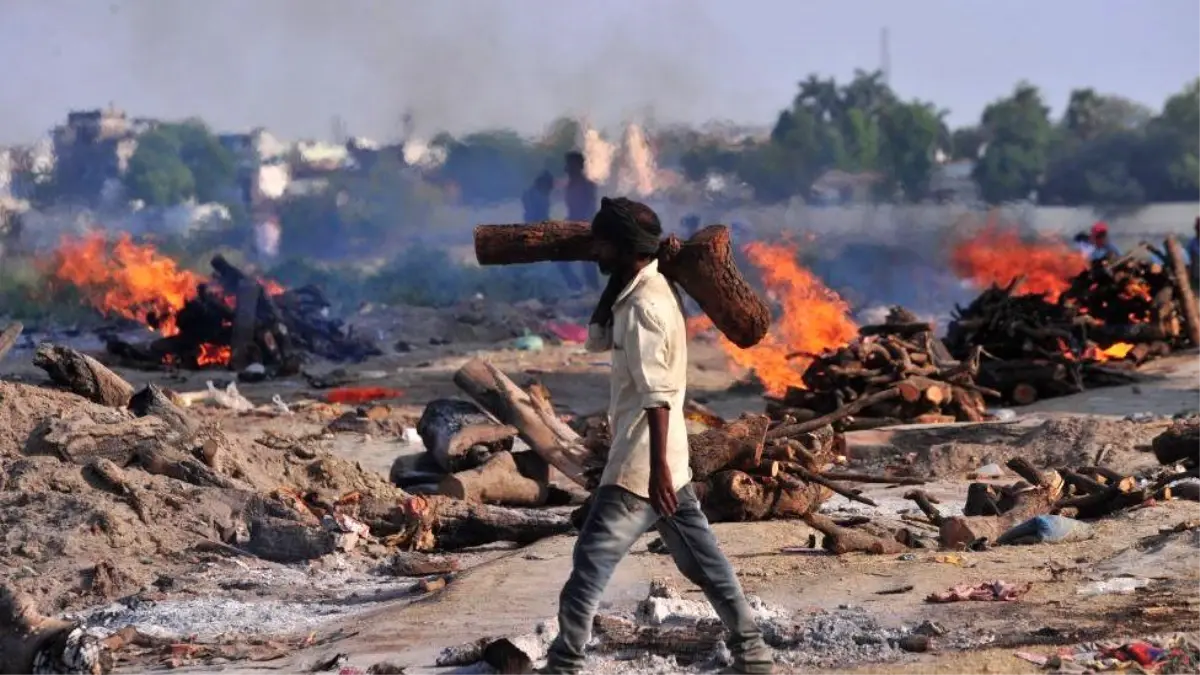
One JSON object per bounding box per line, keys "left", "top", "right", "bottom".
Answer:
{"left": 542, "top": 197, "right": 774, "bottom": 675}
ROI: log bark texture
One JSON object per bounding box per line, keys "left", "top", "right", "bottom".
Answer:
{"left": 33, "top": 343, "right": 133, "bottom": 407}
{"left": 803, "top": 513, "right": 905, "bottom": 554}
{"left": 453, "top": 360, "right": 602, "bottom": 488}
{"left": 1165, "top": 237, "right": 1200, "bottom": 347}
{"left": 396, "top": 495, "right": 573, "bottom": 551}
{"left": 437, "top": 451, "right": 548, "bottom": 507}
{"left": 416, "top": 398, "right": 517, "bottom": 473}
{"left": 688, "top": 414, "right": 769, "bottom": 481}
{"left": 474, "top": 223, "right": 770, "bottom": 348}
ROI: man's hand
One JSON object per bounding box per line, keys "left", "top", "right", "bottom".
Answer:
{"left": 646, "top": 406, "right": 678, "bottom": 516}
{"left": 649, "top": 461, "right": 678, "bottom": 516}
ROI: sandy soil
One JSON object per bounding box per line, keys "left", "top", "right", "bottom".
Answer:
{"left": 0, "top": 323, "right": 1197, "bottom": 674}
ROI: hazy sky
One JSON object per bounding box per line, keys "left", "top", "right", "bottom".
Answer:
{"left": 1, "top": 0, "right": 1196, "bottom": 144}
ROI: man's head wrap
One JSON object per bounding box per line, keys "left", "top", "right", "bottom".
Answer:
{"left": 588, "top": 197, "right": 666, "bottom": 331}
{"left": 591, "top": 196, "right": 663, "bottom": 256}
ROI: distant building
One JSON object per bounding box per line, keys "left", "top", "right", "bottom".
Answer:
{"left": 52, "top": 107, "right": 142, "bottom": 204}
{"left": 929, "top": 159, "right": 978, "bottom": 203}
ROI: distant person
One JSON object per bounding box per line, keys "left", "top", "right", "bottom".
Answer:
{"left": 562, "top": 151, "right": 601, "bottom": 292}
{"left": 1072, "top": 232, "right": 1096, "bottom": 259}
{"left": 522, "top": 171, "right": 554, "bottom": 223}
{"left": 1089, "top": 222, "right": 1120, "bottom": 261}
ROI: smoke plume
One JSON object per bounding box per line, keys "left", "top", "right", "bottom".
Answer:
{"left": 0, "top": 0, "right": 724, "bottom": 143}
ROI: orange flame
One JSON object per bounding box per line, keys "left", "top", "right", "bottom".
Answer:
{"left": 48, "top": 233, "right": 202, "bottom": 336}
{"left": 46, "top": 233, "right": 286, "bottom": 369}
{"left": 949, "top": 226, "right": 1087, "bottom": 302}
{"left": 701, "top": 241, "right": 858, "bottom": 396}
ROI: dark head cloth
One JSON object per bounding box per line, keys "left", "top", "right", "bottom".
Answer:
{"left": 591, "top": 197, "right": 662, "bottom": 256}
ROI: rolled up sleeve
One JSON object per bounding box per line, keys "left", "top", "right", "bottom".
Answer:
{"left": 625, "top": 303, "right": 678, "bottom": 409}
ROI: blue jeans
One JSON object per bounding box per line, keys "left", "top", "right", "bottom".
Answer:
{"left": 545, "top": 485, "right": 773, "bottom": 673}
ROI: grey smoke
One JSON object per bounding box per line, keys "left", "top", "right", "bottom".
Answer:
{"left": 0, "top": 0, "right": 723, "bottom": 143}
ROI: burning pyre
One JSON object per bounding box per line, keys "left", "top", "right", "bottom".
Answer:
{"left": 46, "top": 233, "right": 378, "bottom": 372}
{"left": 700, "top": 224, "right": 1196, "bottom": 422}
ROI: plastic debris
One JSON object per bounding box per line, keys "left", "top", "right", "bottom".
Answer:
{"left": 995, "top": 515, "right": 1094, "bottom": 545}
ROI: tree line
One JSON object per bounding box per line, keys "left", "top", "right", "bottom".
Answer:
{"left": 90, "top": 71, "right": 1200, "bottom": 211}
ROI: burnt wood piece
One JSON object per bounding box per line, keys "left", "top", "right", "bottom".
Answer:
{"left": 390, "top": 495, "right": 573, "bottom": 551}
{"left": 766, "top": 387, "right": 901, "bottom": 440}
{"left": 1152, "top": 418, "right": 1199, "bottom": 468}
{"left": 437, "top": 451, "right": 548, "bottom": 507}
{"left": 688, "top": 414, "right": 770, "bottom": 481}
{"left": 474, "top": 223, "right": 770, "bottom": 348}
{"left": 803, "top": 513, "right": 905, "bottom": 554}
{"left": 1165, "top": 237, "right": 1200, "bottom": 347}
{"left": 33, "top": 343, "right": 133, "bottom": 407}
{"left": 417, "top": 398, "right": 517, "bottom": 473}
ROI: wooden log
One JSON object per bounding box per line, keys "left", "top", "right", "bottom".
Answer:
{"left": 782, "top": 463, "right": 877, "bottom": 507}
{"left": 802, "top": 513, "right": 905, "bottom": 554}
{"left": 1165, "top": 236, "right": 1200, "bottom": 347}
{"left": 0, "top": 322, "right": 21, "bottom": 364}
{"left": 702, "top": 470, "right": 828, "bottom": 522}
{"left": 939, "top": 485, "right": 1057, "bottom": 548}
{"left": 1152, "top": 418, "right": 1199, "bottom": 467}
{"left": 416, "top": 398, "right": 518, "bottom": 473}
{"left": 475, "top": 223, "right": 771, "bottom": 348}
{"left": 0, "top": 584, "right": 92, "bottom": 675}
{"left": 964, "top": 483, "right": 1003, "bottom": 516}
{"left": 33, "top": 409, "right": 176, "bottom": 466}
{"left": 32, "top": 343, "right": 133, "bottom": 407}
{"left": 688, "top": 414, "right": 769, "bottom": 481}
{"left": 229, "top": 278, "right": 262, "bottom": 371}
{"left": 765, "top": 387, "right": 901, "bottom": 440}
{"left": 896, "top": 377, "right": 952, "bottom": 406}
{"left": 392, "top": 494, "right": 573, "bottom": 551}
{"left": 437, "top": 451, "right": 548, "bottom": 507}
{"left": 454, "top": 360, "right": 602, "bottom": 488}
{"left": 128, "top": 383, "right": 196, "bottom": 438}
{"left": 903, "top": 489, "right": 944, "bottom": 525}
{"left": 1005, "top": 458, "right": 1064, "bottom": 500}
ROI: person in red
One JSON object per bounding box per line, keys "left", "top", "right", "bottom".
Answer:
{"left": 562, "top": 152, "right": 601, "bottom": 291}
{"left": 1089, "top": 222, "right": 1120, "bottom": 261}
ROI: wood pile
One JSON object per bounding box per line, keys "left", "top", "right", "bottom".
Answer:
{"left": 769, "top": 307, "right": 994, "bottom": 427}
{"left": 104, "top": 255, "right": 379, "bottom": 373}
{"left": 387, "top": 358, "right": 900, "bottom": 525}
{"left": 944, "top": 237, "right": 1199, "bottom": 406}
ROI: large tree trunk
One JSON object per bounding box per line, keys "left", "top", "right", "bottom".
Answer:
{"left": 32, "top": 344, "right": 133, "bottom": 407}
{"left": 473, "top": 223, "right": 770, "bottom": 348}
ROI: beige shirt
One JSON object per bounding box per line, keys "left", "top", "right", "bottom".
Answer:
{"left": 586, "top": 260, "right": 692, "bottom": 498}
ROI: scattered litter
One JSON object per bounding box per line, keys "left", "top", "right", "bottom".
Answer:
{"left": 926, "top": 580, "right": 1030, "bottom": 603}
{"left": 206, "top": 380, "right": 255, "bottom": 412}
{"left": 324, "top": 386, "right": 404, "bottom": 404}
{"left": 1076, "top": 577, "right": 1150, "bottom": 596}
{"left": 271, "top": 394, "right": 293, "bottom": 416}
{"left": 513, "top": 333, "right": 545, "bottom": 352}
{"left": 544, "top": 322, "right": 588, "bottom": 344}
{"left": 987, "top": 408, "right": 1017, "bottom": 421}
{"left": 996, "top": 515, "right": 1094, "bottom": 545}
{"left": 931, "top": 553, "right": 967, "bottom": 566}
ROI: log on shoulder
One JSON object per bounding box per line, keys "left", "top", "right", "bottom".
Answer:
{"left": 474, "top": 223, "right": 770, "bottom": 348}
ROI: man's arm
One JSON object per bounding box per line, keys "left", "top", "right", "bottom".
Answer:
{"left": 627, "top": 302, "right": 680, "bottom": 515}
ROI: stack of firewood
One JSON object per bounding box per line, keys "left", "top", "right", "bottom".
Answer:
{"left": 389, "top": 359, "right": 875, "bottom": 527}
{"left": 766, "top": 308, "right": 994, "bottom": 428}
{"left": 944, "top": 237, "right": 1200, "bottom": 406}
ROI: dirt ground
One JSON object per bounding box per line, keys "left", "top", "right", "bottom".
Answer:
{"left": 0, "top": 320, "right": 1198, "bottom": 674}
